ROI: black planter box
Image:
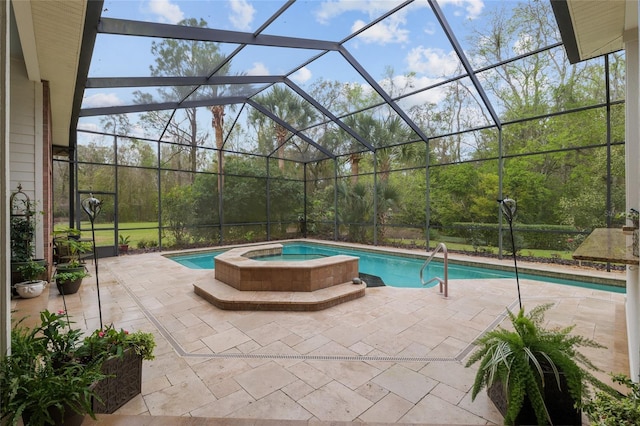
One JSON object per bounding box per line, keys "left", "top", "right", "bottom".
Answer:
{"left": 92, "top": 349, "right": 143, "bottom": 414}
{"left": 488, "top": 376, "right": 582, "bottom": 425}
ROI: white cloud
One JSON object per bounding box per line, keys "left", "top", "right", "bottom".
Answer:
{"left": 351, "top": 15, "right": 409, "bottom": 45}
{"left": 127, "top": 124, "right": 147, "bottom": 139}
{"left": 77, "top": 122, "right": 99, "bottom": 133}
{"left": 423, "top": 22, "right": 437, "bottom": 36}
{"left": 148, "top": 0, "right": 184, "bottom": 24}
{"left": 247, "top": 62, "right": 269, "bottom": 76}
{"left": 82, "top": 93, "right": 122, "bottom": 108}
{"left": 315, "top": 0, "right": 405, "bottom": 24}
{"left": 439, "top": 0, "right": 484, "bottom": 20}
{"left": 406, "top": 46, "right": 460, "bottom": 77}
{"left": 291, "top": 67, "right": 312, "bottom": 84}
{"left": 229, "top": 0, "right": 255, "bottom": 31}
{"left": 380, "top": 74, "right": 445, "bottom": 102}
{"left": 396, "top": 87, "right": 446, "bottom": 110}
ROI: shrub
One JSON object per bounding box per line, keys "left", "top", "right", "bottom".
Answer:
{"left": 585, "top": 374, "right": 640, "bottom": 425}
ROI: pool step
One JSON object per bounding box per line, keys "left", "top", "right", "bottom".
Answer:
{"left": 193, "top": 278, "right": 366, "bottom": 311}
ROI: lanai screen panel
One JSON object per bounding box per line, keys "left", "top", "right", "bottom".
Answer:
{"left": 276, "top": 135, "right": 332, "bottom": 164}
{"left": 262, "top": 0, "right": 402, "bottom": 41}
{"left": 439, "top": 0, "right": 564, "bottom": 71}
{"left": 68, "top": 0, "right": 627, "bottom": 254}
{"left": 76, "top": 130, "right": 116, "bottom": 164}
{"left": 83, "top": 0, "right": 608, "bottom": 163}
{"left": 224, "top": 45, "right": 326, "bottom": 78}
{"left": 298, "top": 51, "right": 391, "bottom": 116}
{"left": 398, "top": 77, "right": 494, "bottom": 138}
{"left": 342, "top": 2, "right": 466, "bottom": 91}
{"left": 186, "top": 83, "right": 268, "bottom": 102}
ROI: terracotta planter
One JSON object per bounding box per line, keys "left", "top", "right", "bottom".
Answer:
{"left": 92, "top": 348, "right": 143, "bottom": 413}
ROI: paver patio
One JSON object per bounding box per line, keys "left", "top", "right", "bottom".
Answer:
{"left": 11, "top": 242, "right": 629, "bottom": 425}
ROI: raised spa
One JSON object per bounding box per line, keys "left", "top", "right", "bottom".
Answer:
{"left": 214, "top": 243, "right": 359, "bottom": 292}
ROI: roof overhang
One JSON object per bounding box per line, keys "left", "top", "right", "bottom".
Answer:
{"left": 11, "top": 0, "right": 89, "bottom": 148}
{"left": 551, "top": 0, "right": 638, "bottom": 64}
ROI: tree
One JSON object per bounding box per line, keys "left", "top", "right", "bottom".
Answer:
{"left": 336, "top": 180, "right": 371, "bottom": 243}
{"left": 250, "top": 85, "right": 318, "bottom": 171}
{"left": 135, "top": 18, "right": 231, "bottom": 183}
{"left": 374, "top": 180, "right": 400, "bottom": 242}
{"left": 211, "top": 105, "right": 226, "bottom": 193}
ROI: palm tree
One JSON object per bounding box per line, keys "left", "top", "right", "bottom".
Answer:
{"left": 210, "top": 105, "right": 226, "bottom": 193}
{"left": 343, "top": 114, "right": 376, "bottom": 184}
{"left": 336, "top": 180, "right": 371, "bottom": 242}
{"left": 136, "top": 18, "right": 231, "bottom": 184}
{"left": 251, "top": 85, "right": 318, "bottom": 171}
{"left": 375, "top": 180, "right": 400, "bottom": 242}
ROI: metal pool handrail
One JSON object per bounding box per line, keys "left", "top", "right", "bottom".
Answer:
{"left": 420, "top": 243, "right": 449, "bottom": 297}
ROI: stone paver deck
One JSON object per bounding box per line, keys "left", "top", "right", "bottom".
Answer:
{"left": 11, "top": 241, "right": 630, "bottom": 425}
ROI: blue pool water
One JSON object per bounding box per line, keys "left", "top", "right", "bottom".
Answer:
{"left": 169, "top": 242, "right": 625, "bottom": 293}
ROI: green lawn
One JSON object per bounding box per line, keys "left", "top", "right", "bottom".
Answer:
{"left": 54, "top": 222, "right": 160, "bottom": 248}
{"left": 387, "top": 238, "right": 576, "bottom": 261}
{"left": 54, "top": 222, "right": 577, "bottom": 260}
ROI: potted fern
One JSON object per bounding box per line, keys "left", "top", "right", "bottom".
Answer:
{"left": 0, "top": 311, "right": 106, "bottom": 426}
{"left": 0, "top": 310, "right": 156, "bottom": 424}
{"left": 466, "top": 303, "right": 615, "bottom": 425}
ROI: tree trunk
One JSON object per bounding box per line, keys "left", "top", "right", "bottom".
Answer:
{"left": 275, "top": 124, "right": 287, "bottom": 171}
{"left": 350, "top": 153, "right": 361, "bottom": 184}
{"left": 211, "top": 105, "right": 225, "bottom": 193}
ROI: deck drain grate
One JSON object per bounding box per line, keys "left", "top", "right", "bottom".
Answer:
{"left": 182, "top": 352, "right": 457, "bottom": 362}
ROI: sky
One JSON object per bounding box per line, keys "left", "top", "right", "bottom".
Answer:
{"left": 77, "top": 0, "right": 563, "bottom": 152}
{"left": 84, "top": 0, "right": 504, "bottom": 109}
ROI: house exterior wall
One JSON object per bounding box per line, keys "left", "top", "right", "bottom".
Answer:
{"left": 42, "top": 81, "right": 52, "bottom": 273}
{"left": 1, "top": 0, "right": 11, "bottom": 355}
{"left": 624, "top": 21, "right": 640, "bottom": 381}
{"left": 9, "top": 57, "right": 45, "bottom": 262}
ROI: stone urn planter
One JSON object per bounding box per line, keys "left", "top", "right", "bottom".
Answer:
{"left": 14, "top": 280, "right": 47, "bottom": 298}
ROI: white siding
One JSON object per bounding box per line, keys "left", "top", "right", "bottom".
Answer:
{"left": 10, "top": 58, "right": 44, "bottom": 259}
{"left": 10, "top": 58, "right": 35, "bottom": 192}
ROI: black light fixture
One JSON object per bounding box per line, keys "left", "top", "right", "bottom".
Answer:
{"left": 499, "top": 197, "right": 522, "bottom": 310}
{"left": 81, "top": 194, "right": 103, "bottom": 328}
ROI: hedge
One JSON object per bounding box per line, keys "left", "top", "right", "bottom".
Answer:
{"left": 450, "top": 222, "right": 583, "bottom": 251}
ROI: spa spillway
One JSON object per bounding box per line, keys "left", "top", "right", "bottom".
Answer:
{"left": 193, "top": 243, "right": 366, "bottom": 311}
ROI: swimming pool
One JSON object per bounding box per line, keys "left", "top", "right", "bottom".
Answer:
{"left": 169, "top": 242, "right": 625, "bottom": 293}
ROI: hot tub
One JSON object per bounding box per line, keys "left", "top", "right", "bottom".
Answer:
{"left": 214, "top": 244, "right": 359, "bottom": 292}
